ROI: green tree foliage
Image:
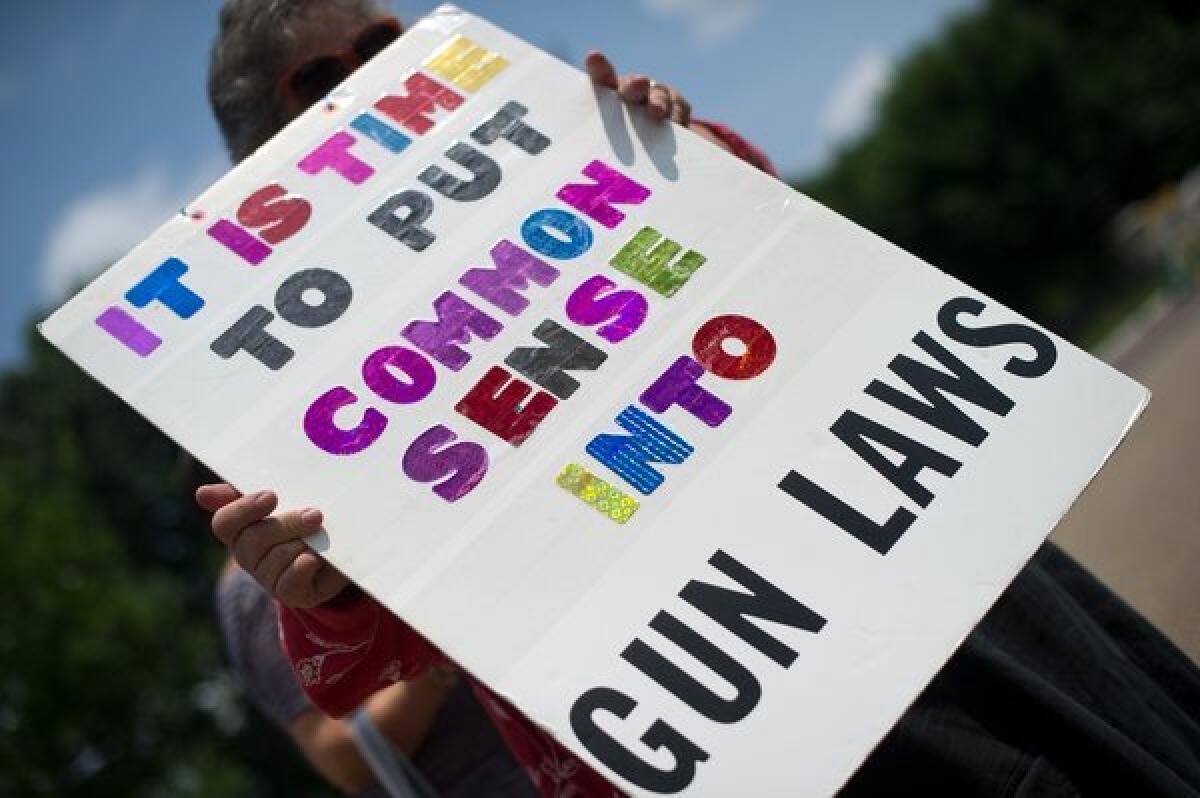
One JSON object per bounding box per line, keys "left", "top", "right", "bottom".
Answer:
{"left": 0, "top": 329, "right": 329, "bottom": 797}
{"left": 801, "top": 0, "right": 1200, "bottom": 338}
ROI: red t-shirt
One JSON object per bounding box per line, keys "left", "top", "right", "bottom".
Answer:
{"left": 279, "top": 122, "right": 776, "bottom": 798}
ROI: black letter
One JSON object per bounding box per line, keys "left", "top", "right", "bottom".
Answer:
{"left": 211, "top": 305, "right": 293, "bottom": 370}
{"left": 938, "top": 296, "right": 1057, "bottom": 378}
{"left": 419, "top": 141, "right": 501, "bottom": 202}
{"left": 368, "top": 190, "right": 436, "bottom": 252}
{"left": 831, "top": 410, "right": 961, "bottom": 507}
{"left": 471, "top": 101, "right": 551, "bottom": 154}
{"left": 679, "top": 550, "right": 826, "bottom": 668}
{"left": 505, "top": 319, "right": 607, "bottom": 399}
{"left": 274, "top": 268, "right": 352, "bottom": 328}
{"left": 622, "top": 611, "right": 761, "bottom": 724}
{"left": 570, "top": 687, "right": 708, "bottom": 794}
{"left": 865, "top": 331, "right": 1014, "bottom": 447}
{"left": 777, "top": 471, "right": 915, "bottom": 555}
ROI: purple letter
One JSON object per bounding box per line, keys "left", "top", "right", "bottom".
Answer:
{"left": 640, "top": 356, "right": 731, "bottom": 428}
{"left": 459, "top": 239, "right": 559, "bottom": 316}
{"left": 403, "top": 425, "right": 489, "bottom": 502}
{"left": 362, "top": 346, "right": 437, "bottom": 404}
{"left": 402, "top": 291, "right": 502, "bottom": 371}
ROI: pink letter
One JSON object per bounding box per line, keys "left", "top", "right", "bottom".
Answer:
{"left": 298, "top": 131, "right": 375, "bottom": 185}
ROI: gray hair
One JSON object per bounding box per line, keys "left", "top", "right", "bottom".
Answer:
{"left": 208, "top": 0, "right": 388, "bottom": 163}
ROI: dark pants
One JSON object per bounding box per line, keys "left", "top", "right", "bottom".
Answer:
{"left": 842, "top": 543, "right": 1200, "bottom": 797}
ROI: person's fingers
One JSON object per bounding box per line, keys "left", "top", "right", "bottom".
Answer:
{"left": 255, "top": 539, "right": 308, "bottom": 594}
{"left": 646, "top": 82, "right": 672, "bottom": 121}
{"left": 668, "top": 87, "right": 692, "bottom": 126}
{"left": 277, "top": 550, "right": 348, "bottom": 608}
{"left": 230, "top": 508, "right": 323, "bottom": 573}
{"left": 195, "top": 482, "right": 240, "bottom": 513}
{"left": 617, "top": 73, "right": 651, "bottom": 105}
{"left": 584, "top": 50, "right": 618, "bottom": 89}
{"left": 211, "top": 490, "right": 277, "bottom": 546}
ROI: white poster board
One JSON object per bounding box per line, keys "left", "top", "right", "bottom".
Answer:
{"left": 40, "top": 7, "right": 1149, "bottom": 795}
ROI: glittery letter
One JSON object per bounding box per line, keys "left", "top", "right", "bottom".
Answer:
{"left": 362, "top": 346, "right": 436, "bottom": 404}
{"left": 692, "top": 315, "right": 777, "bottom": 380}
{"left": 304, "top": 386, "right": 387, "bottom": 455}
{"left": 505, "top": 319, "right": 607, "bottom": 400}
{"left": 520, "top": 208, "right": 593, "bottom": 260}
{"left": 402, "top": 291, "right": 502, "bottom": 371}
{"left": 556, "top": 160, "right": 650, "bottom": 230}
{"left": 210, "top": 305, "right": 293, "bottom": 370}
{"left": 125, "top": 257, "right": 204, "bottom": 319}
{"left": 565, "top": 275, "right": 648, "bottom": 344}
{"left": 368, "top": 190, "right": 436, "bottom": 252}
{"left": 207, "top": 219, "right": 271, "bottom": 265}
{"left": 235, "top": 184, "right": 312, "bottom": 245}
{"left": 459, "top": 239, "right": 559, "bottom": 316}
{"left": 556, "top": 464, "right": 639, "bottom": 524}
{"left": 298, "top": 131, "right": 374, "bottom": 185}
{"left": 455, "top": 366, "right": 557, "bottom": 446}
{"left": 418, "top": 141, "right": 500, "bottom": 202}
{"left": 610, "top": 227, "right": 705, "bottom": 298}
{"left": 640, "top": 356, "right": 731, "bottom": 428}
{"left": 374, "top": 72, "right": 464, "bottom": 135}
{"left": 350, "top": 112, "right": 411, "bottom": 153}
{"left": 274, "top": 268, "right": 352, "bottom": 328}
{"left": 470, "top": 101, "right": 549, "bottom": 155}
{"left": 402, "top": 425, "right": 489, "bottom": 502}
{"left": 422, "top": 35, "right": 508, "bottom": 93}
{"left": 586, "top": 406, "right": 693, "bottom": 495}
{"left": 95, "top": 306, "right": 161, "bottom": 357}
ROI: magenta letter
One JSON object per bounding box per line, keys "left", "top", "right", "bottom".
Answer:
{"left": 298, "top": 131, "right": 375, "bottom": 185}
{"left": 304, "top": 386, "right": 387, "bottom": 455}
{"left": 565, "top": 275, "right": 648, "bottom": 343}
{"left": 362, "top": 346, "right": 437, "bottom": 404}
{"left": 555, "top": 160, "right": 650, "bottom": 229}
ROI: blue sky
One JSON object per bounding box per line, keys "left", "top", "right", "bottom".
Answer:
{"left": 0, "top": 0, "right": 976, "bottom": 368}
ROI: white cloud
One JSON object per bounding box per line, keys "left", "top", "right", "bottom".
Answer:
{"left": 40, "top": 154, "right": 226, "bottom": 302}
{"left": 641, "top": 0, "right": 763, "bottom": 46}
{"left": 821, "top": 49, "right": 893, "bottom": 147}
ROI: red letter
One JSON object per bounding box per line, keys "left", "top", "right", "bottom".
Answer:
{"left": 236, "top": 184, "right": 312, "bottom": 245}
{"left": 692, "top": 315, "right": 777, "bottom": 380}
{"left": 456, "top": 366, "right": 557, "bottom": 446}
{"left": 374, "top": 73, "right": 464, "bottom": 135}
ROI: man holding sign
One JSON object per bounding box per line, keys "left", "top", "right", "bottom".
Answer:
{"left": 39, "top": 1, "right": 1200, "bottom": 796}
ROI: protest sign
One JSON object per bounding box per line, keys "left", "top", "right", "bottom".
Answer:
{"left": 40, "top": 6, "right": 1149, "bottom": 795}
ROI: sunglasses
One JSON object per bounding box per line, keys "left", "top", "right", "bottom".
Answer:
{"left": 279, "top": 17, "right": 403, "bottom": 110}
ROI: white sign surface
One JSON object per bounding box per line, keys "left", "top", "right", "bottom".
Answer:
{"left": 41, "top": 7, "right": 1148, "bottom": 795}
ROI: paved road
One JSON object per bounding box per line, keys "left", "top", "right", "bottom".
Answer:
{"left": 1052, "top": 290, "right": 1200, "bottom": 663}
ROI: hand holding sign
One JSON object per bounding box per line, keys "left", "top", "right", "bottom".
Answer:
{"left": 196, "top": 484, "right": 347, "bottom": 608}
